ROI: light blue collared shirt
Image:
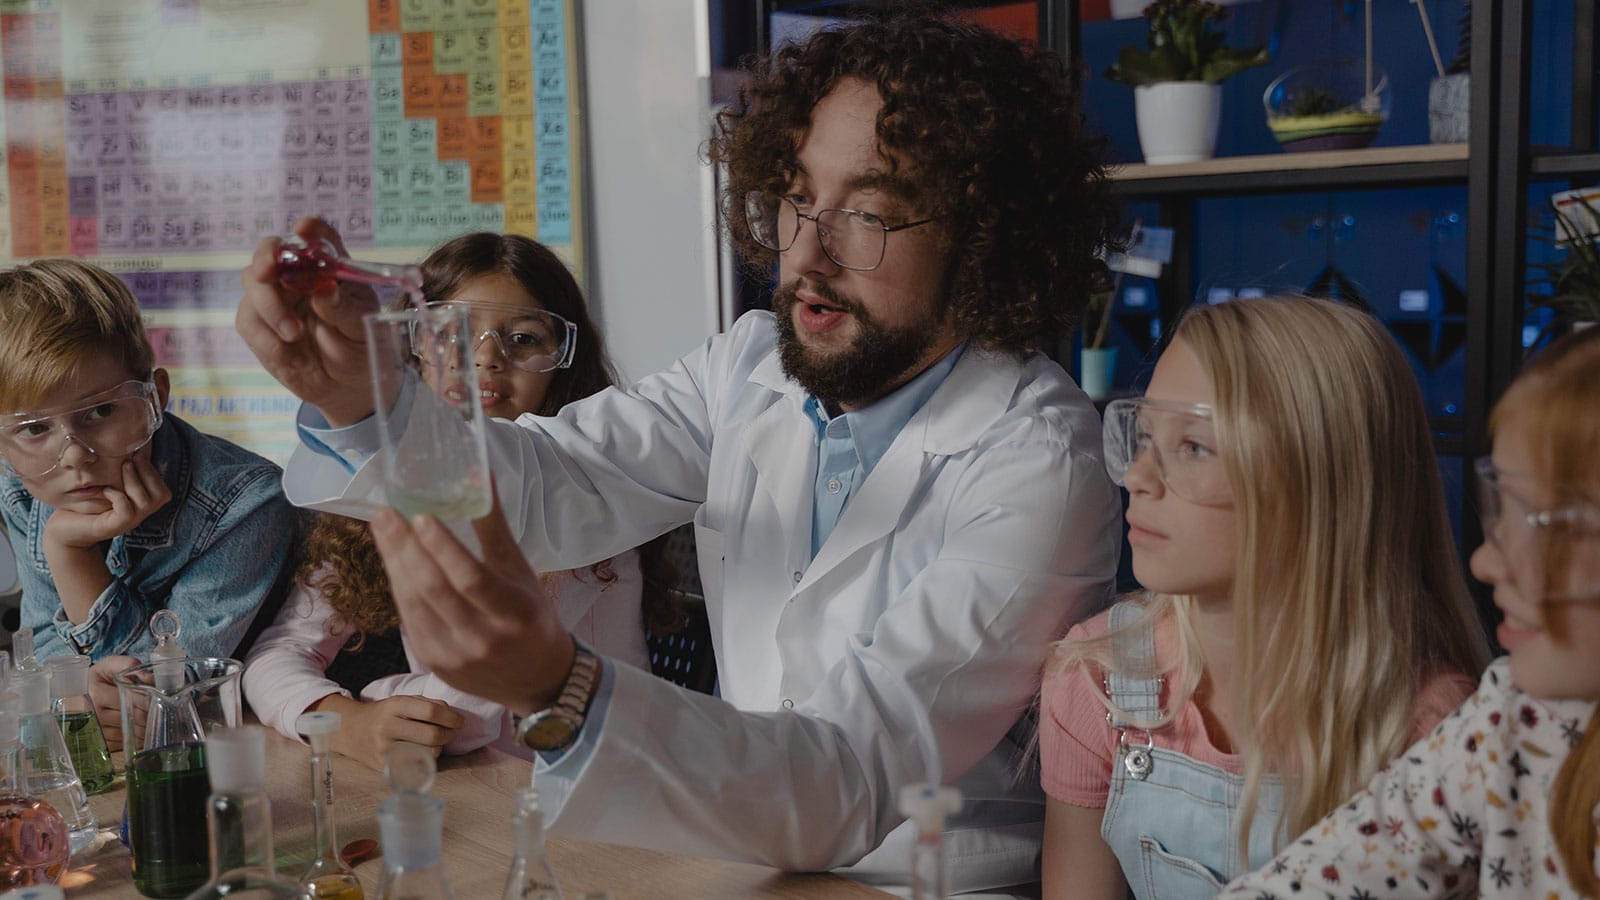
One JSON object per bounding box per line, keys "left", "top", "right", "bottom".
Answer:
{"left": 804, "top": 343, "right": 966, "bottom": 557}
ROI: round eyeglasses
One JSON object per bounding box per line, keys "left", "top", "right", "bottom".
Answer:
{"left": 0, "top": 380, "right": 163, "bottom": 478}
{"left": 418, "top": 301, "right": 577, "bottom": 374}
{"left": 1102, "top": 397, "right": 1232, "bottom": 506}
{"left": 1474, "top": 457, "right": 1600, "bottom": 604}
{"left": 743, "top": 191, "right": 937, "bottom": 271}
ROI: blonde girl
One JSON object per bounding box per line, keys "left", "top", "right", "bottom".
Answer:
{"left": 1039, "top": 295, "right": 1490, "bottom": 898}
{"left": 1222, "top": 325, "right": 1600, "bottom": 898}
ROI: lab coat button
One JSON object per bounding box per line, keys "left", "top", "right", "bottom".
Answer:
{"left": 792, "top": 571, "right": 802, "bottom": 584}
{"left": 782, "top": 698, "right": 794, "bottom": 709}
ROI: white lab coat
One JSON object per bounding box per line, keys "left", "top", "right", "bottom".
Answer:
{"left": 282, "top": 311, "right": 1121, "bottom": 892}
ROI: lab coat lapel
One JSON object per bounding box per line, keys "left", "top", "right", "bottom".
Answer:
{"left": 744, "top": 352, "right": 815, "bottom": 573}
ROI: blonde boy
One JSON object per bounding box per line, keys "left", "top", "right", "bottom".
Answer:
{"left": 0, "top": 259, "right": 298, "bottom": 747}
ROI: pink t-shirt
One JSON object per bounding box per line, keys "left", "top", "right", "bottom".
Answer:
{"left": 1039, "top": 608, "right": 1478, "bottom": 808}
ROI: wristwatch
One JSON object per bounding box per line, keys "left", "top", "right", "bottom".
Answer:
{"left": 515, "top": 639, "right": 602, "bottom": 753}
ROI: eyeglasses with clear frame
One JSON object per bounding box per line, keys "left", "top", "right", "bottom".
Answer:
{"left": 1473, "top": 456, "right": 1600, "bottom": 604}
{"left": 418, "top": 301, "right": 577, "bottom": 374}
{"left": 0, "top": 380, "right": 163, "bottom": 478}
{"left": 1102, "top": 397, "right": 1232, "bottom": 506}
{"left": 743, "top": 191, "right": 938, "bottom": 271}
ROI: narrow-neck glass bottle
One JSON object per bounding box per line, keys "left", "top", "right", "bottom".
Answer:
{"left": 501, "top": 787, "right": 561, "bottom": 900}
{"left": 295, "top": 712, "right": 362, "bottom": 899}
{"left": 376, "top": 743, "right": 455, "bottom": 900}
{"left": 898, "top": 783, "right": 962, "bottom": 900}
{"left": 11, "top": 673, "right": 92, "bottom": 856}
{"left": 0, "top": 699, "right": 68, "bottom": 888}
{"left": 181, "top": 726, "right": 300, "bottom": 899}
{"left": 43, "top": 657, "right": 112, "bottom": 796}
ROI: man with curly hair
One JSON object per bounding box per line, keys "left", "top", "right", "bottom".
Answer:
{"left": 237, "top": 11, "right": 1121, "bottom": 895}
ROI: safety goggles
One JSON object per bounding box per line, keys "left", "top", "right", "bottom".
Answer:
{"left": 1474, "top": 457, "right": 1600, "bottom": 604}
{"left": 1102, "top": 397, "right": 1231, "bottom": 506}
{"left": 419, "top": 301, "right": 577, "bottom": 374}
{"left": 0, "top": 380, "right": 163, "bottom": 478}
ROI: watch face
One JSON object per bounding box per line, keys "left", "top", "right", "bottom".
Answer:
{"left": 521, "top": 713, "right": 577, "bottom": 751}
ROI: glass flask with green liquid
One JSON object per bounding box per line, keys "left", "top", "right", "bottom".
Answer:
{"left": 115, "top": 610, "right": 244, "bottom": 898}
{"left": 180, "top": 725, "right": 302, "bottom": 899}
{"left": 44, "top": 657, "right": 112, "bottom": 796}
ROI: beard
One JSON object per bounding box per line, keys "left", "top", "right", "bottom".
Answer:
{"left": 772, "top": 279, "right": 942, "bottom": 408}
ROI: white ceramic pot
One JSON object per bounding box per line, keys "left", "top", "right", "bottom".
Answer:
{"left": 1134, "top": 82, "right": 1222, "bottom": 164}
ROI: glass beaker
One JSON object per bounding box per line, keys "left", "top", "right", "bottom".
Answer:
{"left": 114, "top": 658, "right": 243, "bottom": 899}
{"left": 364, "top": 305, "right": 491, "bottom": 521}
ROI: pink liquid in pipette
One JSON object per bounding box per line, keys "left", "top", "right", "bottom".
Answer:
{"left": 275, "top": 236, "right": 423, "bottom": 303}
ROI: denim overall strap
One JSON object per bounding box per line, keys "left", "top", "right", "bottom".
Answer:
{"left": 1105, "top": 599, "right": 1161, "bottom": 729}
{"left": 1098, "top": 602, "right": 1287, "bottom": 898}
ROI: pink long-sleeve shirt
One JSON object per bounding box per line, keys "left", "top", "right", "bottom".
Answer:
{"left": 243, "top": 549, "right": 649, "bottom": 759}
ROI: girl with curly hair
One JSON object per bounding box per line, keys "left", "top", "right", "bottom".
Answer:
{"left": 244, "top": 233, "right": 672, "bottom": 769}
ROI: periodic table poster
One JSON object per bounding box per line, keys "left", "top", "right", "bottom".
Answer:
{"left": 0, "top": 0, "right": 584, "bottom": 463}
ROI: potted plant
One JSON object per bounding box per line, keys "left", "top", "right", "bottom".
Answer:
{"left": 1105, "top": 0, "right": 1271, "bottom": 164}
{"left": 1528, "top": 191, "right": 1600, "bottom": 336}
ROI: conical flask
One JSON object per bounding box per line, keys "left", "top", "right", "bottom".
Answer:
{"left": 501, "top": 787, "right": 562, "bottom": 900}
{"left": 44, "top": 656, "right": 113, "bottom": 796}
{"left": 295, "top": 712, "right": 362, "bottom": 899}
{"left": 376, "top": 743, "right": 456, "bottom": 900}
{"left": 0, "top": 695, "right": 68, "bottom": 889}
{"left": 12, "top": 673, "right": 93, "bottom": 856}
{"left": 181, "top": 726, "right": 301, "bottom": 899}
{"left": 115, "top": 610, "right": 243, "bottom": 898}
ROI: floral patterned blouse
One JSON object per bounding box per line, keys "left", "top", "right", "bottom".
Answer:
{"left": 1220, "top": 658, "right": 1598, "bottom": 899}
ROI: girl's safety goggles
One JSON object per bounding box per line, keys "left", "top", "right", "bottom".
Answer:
{"left": 0, "top": 380, "right": 163, "bottom": 478}
{"left": 1102, "top": 397, "right": 1231, "bottom": 506}
{"left": 419, "top": 301, "right": 577, "bottom": 374}
{"left": 1474, "top": 457, "right": 1600, "bottom": 604}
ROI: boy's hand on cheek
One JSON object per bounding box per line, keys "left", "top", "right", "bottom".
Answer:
{"left": 45, "top": 457, "right": 173, "bottom": 549}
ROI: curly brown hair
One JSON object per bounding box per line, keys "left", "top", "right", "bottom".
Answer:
{"left": 709, "top": 8, "right": 1119, "bottom": 355}
{"left": 297, "top": 234, "right": 676, "bottom": 650}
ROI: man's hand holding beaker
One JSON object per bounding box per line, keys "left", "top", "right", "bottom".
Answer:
{"left": 369, "top": 491, "right": 574, "bottom": 718}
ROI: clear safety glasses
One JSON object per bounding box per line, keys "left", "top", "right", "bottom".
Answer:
{"left": 1102, "top": 397, "right": 1232, "bottom": 506}
{"left": 419, "top": 301, "right": 577, "bottom": 374}
{"left": 0, "top": 380, "right": 163, "bottom": 478}
{"left": 1474, "top": 457, "right": 1600, "bottom": 604}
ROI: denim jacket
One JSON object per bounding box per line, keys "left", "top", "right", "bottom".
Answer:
{"left": 2, "top": 414, "right": 300, "bottom": 663}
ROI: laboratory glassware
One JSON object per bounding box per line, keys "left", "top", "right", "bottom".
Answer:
{"left": 0, "top": 698, "right": 68, "bottom": 889}
{"left": 295, "top": 711, "right": 362, "bottom": 900}
{"left": 275, "top": 235, "right": 423, "bottom": 304}
{"left": 365, "top": 304, "right": 491, "bottom": 521}
{"left": 376, "top": 743, "right": 457, "bottom": 900}
{"left": 501, "top": 787, "right": 561, "bottom": 900}
{"left": 44, "top": 657, "right": 112, "bottom": 795}
{"left": 179, "top": 726, "right": 301, "bottom": 899}
{"left": 12, "top": 673, "right": 93, "bottom": 856}
{"left": 898, "top": 782, "right": 962, "bottom": 900}
{"left": 115, "top": 609, "right": 243, "bottom": 898}
{"left": 9, "top": 631, "right": 38, "bottom": 676}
